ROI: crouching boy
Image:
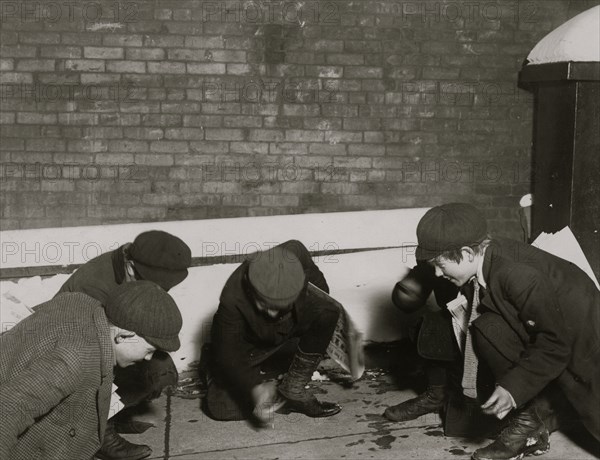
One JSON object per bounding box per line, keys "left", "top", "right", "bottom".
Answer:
{"left": 415, "top": 202, "right": 599, "bottom": 460}
{"left": 206, "top": 240, "right": 342, "bottom": 424}
{"left": 0, "top": 281, "right": 182, "bottom": 460}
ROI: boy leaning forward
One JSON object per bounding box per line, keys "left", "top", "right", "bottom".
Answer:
{"left": 415, "top": 203, "right": 599, "bottom": 460}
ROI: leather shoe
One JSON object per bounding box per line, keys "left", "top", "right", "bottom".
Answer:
{"left": 384, "top": 385, "right": 446, "bottom": 422}
{"left": 472, "top": 404, "right": 550, "bottom": 460}
{"left": 96, "top": 423, "right": 152, "bottom": 460}
{"left": 280, "top": 396, "right": 342, "bottom": 418}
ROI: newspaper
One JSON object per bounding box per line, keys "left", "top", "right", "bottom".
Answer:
{"left": 0, "top": 292, "right": 34, "bottom": 333}
{"left": 532, "top": 226, "right": 599, "bottom": 290}
{"left": 446, "top": 293, "right": 469, "bottom": 352}
{"left": 307, "top": 283, "right": 365, "bottom": 380}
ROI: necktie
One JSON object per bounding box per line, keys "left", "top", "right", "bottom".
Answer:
{"left": 462, "top": 278, "right": 480, "bottom": 399}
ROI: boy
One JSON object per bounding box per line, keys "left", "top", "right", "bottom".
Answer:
{"left": 207, "top": 240, "right": 341, "bottom": 423}
{"left": 57, "top": 230, "right": 191, "bottom": 459}
{"left": 0, "top": 281, "right": 182, "bottom": 460}
{"left": 415, "top": 202, "right": 599, "bottom": 460}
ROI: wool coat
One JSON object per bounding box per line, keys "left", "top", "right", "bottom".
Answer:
{"left": 57, "top": 247, "right": 127, "bottom": 304}
{"left": 0, "top": 293, "right": 114, "bottom": 460}
{"left": 211, "top": 240, "right": 330, "bottom": 397}
{"left": 477, "top": 237, "right": 600, "bottom": 440}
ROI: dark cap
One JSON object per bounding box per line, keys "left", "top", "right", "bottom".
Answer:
{"left": 129, "top": 231, "right": 192, "bottom": 291}
{"left": 248, "top": 246, "right": 306, "bottom": 308}
{"left": 105, "top": 280, "right": 182, "bottom": 352}
{"left": 416, "top": 203, "right": 488, "bottom": 261}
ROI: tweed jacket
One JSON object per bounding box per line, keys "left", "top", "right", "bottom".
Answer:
{"left": 0, "top": 293, "right": 115, "bottom": 460}
{"left": 211, "top": 240, "right": 329, "bottom": 394}
{"left": 478, "top": 238, "right": 600, "bottom": 438}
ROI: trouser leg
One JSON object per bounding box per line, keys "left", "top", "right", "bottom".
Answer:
{"left": 114, "top": 351, "right": 178, "bottom": 408}
{"left": 296, "top": 295, "right": 340, "bottom": 354}
{"left": 205, "top": 340, "right": 298, "bottom": 421}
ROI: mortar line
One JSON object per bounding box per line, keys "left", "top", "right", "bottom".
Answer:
{"left": 163, "top": 390, "right": 173, "bottom": 460}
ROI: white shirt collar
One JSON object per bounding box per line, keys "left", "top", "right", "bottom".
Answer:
{"left": 476, "top": 246, "right": 488, "bottom": 289}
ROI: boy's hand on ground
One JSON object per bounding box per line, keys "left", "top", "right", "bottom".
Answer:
{"left": 251, "top": 381, "right": 280, "bottom": 425}
{"left": 481, "top": 386, "right": 515, "bottom": 420}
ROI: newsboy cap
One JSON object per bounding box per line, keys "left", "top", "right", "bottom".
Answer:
{"left": 129, "top": 231, "right": 192, "bottom": 291}
{"left": 416, "top": 203, "right": 488, "bottom": 260}
{"left": 248, "top": 246, "right": 306, "bottom": 308}
{"left": 105, "top": 280, "right": 182, "bottom": 352}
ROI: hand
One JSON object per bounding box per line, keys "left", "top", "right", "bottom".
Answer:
{"left": 251, "top": 381, "right": 281, "bottom": 425}
{"left": 481, "top": 386, "right": 515, "bottom": 420}
{"left": 392, "top": 275, "right": 430, "bottom": 312}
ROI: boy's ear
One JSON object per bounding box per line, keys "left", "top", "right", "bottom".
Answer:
{"left": 461, "top": 246, "right": 476, "bottom": 261}
{"left": 114, "top": 330, "right": 136, "bottom": 344}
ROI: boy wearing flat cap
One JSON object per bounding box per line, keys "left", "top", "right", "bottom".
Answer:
{"left": 56, "top": 230, "right": 191, "bottom": 460}
{"left": 0, "top": 281, "right": 182, "bottom": 460}
{"left": 207, "top": 240, "right": 341, "bottom": 424}
{"left": 414, "top": 202, "right": 600, "bottom": 460}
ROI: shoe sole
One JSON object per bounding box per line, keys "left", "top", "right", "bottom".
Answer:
{"left": 472, "top": 441, "right": 550, "bottom": 460}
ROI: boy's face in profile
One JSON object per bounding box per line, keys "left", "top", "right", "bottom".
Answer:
{"left": 113, "top": 334, "right": 157, "bottom": 367}
{"left": 430, "top": 248, "right": 479, "bottom": 287}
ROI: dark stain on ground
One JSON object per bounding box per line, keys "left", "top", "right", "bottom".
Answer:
{"left": 425, "top": 430, "right": 444, "bottom": 437}
{"left": 188, "top": 419, "right": 198, "bottom": 423}
{"left": 399, "top": 435, "right": 409, "bottom": 438}
{"left": 346, "top": 439, "right": 365, "bottom": 447}
{"left": 374, "top": 434, "right": 396, "bottom": 449}
{"left": 449, "top": 448, "right": 468, "bottom": 455}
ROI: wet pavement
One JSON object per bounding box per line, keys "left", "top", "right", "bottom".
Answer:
{"left": 109, "top": 344, "right": 600, "bottom": 460}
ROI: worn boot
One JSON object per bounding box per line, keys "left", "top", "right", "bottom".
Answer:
{"left": 472, "top": 403, "right": 550, "bottom": 460}
{"left": 278, "top": 349, "right": 341, "bottom": 417}
{"left": 384, "top": 385, "right": 447, "bottom": 422}
{"left": 96, "top": 422, "right": 152, "bottom": 460}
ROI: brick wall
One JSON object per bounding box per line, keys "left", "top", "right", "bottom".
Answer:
{"left": 1, "top": 0, "right": 595, "bottom": 237}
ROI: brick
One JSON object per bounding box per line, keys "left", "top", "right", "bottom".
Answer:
{"left": 150, "top": 141, "right": 189, "bottom": 153}
{"left": 187, "top": 63, "right": 226, "bottom": 74}
{"left": 127, "top": 207, "right": 167, "bottom": 220}
{"left": 285, "top": 130, "right": 324, "bottom": 142}
{"left": 182, "top": 115, "right": 221, "bottom": 128}
{"left": 184, "top": 36, "right": 225, "bottom": 48}
{"left": 144, "top": 35, "right": 184, "bottom": 48}
{"left": 230, "top": 142, "right": 269, "bottom": 154}
{"left": 0, "top": 72, "right": 33, "bottom": 84}
{"left": 164, "top": 128, "right": 205, "bottom": 140}
{"left": 126, "top": 48, "right": 165, "bottom": 60}
{"left": 83, "top": 127, "right": 123, "bottom": 139}
{"left": 106, "top": 61, "right": 145, "bottom": 73}
{"left": 103, "top": 35, "right": 143, "bottom": 47}
{"left": 0, "top": 58, "right": 13, "bottom": 71}
{"left": 62, "top": 34, "right": 102, "bottom": 46}
{"left": 38, "top": 46, "right": 80, "bottom": 59}
{"left": 222, "top": 195, "right": 261, "bottom": 206}
{"left": 147, "top": 62, "right": 186, "bottom": 74}
{"left": 64, "top": 59, "right": 105, "bottom": 72}
{"left": 20, "top": 32, "right": 60, "bottom": 44}
{"left": 134, "top": 154, "right": 174, "bottom": 166}
{"left": 210, "top": 50, "right": 246, "bottom": 62}
{"left": 0, "top": 45, "right": 36, "bottom": 58}
{"left": 17, "top": 112, "right": 57, "bottom": 124}
{"left": 0, "top": 112, "right": 15, "bottom": 124}
{"left": 261, "top": 195, "right": 299, "bottom": 207}
{"left": 205, "top": 128, "right": 244, "bottom": 141}
{"left": 223, "top": 116, "right": 262, "bottom": 128}
{"left": 124, "top": 127, "right": 164, "bottom": 140}
{"left": 107, "top": 140, "right": 148, "bottom": 153}
{"left": 26, "top": 139, "right": 65, "bottom": 151}
{"left": 84, "top": 47, "right": 124, "bottom": 60}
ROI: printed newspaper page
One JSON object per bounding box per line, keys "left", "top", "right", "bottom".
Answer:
{"left": 307, "top": 282, "right": 365, "bottom": 380}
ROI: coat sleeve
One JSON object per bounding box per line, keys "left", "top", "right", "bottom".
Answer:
{"left": 281, "top": 240, "right": 329, "bottom": 293}
{"left": 0, "top": 346, "right": 85, "bottom": 457}
{"left": 211, "top": 303, "right": 262, "bottom": 401}
{"left": 495, "top": 265, "right": 572, "bottom": 407}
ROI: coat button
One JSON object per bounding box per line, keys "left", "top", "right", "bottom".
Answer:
{"left": 69, "top": 428, "right": 76, "bottom": 437}
{"left": 526, "top": 320, "right": 535, "bottom": 327}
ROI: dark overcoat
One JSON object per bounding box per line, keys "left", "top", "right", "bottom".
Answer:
{"left": 478, "top": 237, "right": 600, "bottom": 440}
{"left": 211, "top": 240, "right": 329, "bottom": 398}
